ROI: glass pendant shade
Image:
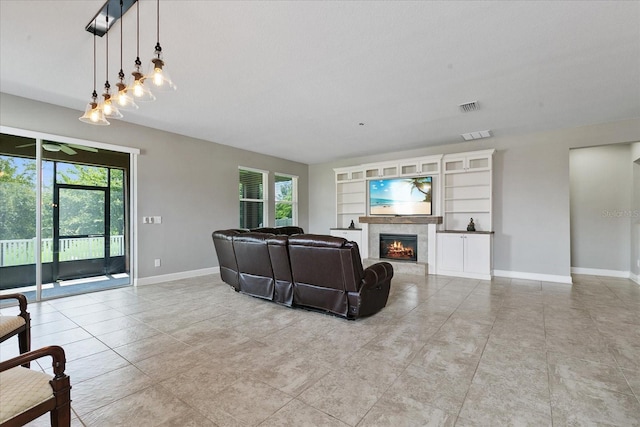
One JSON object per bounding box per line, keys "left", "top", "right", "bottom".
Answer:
{"left": 129, "top": 59, "right": 156, "bottom": 102}
{"left": 79, "top": 91, "right": 110, "bottom": 125}
{"left": 102, "top": 92, "right": 124, "bottom": 119}
{"left": 114, "top": 79, "right": 139, "bottom": 110}
{"left": 147, "top": 43, "right": 176, "bottom": 91}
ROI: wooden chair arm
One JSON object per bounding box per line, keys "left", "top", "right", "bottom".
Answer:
{"left": 0, "top": 346, "right": 67, "bottom": 378}
{"left": 0, "top": 293, "right": 28, "bottom": 316}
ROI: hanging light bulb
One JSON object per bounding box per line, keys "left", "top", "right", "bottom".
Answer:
{"left": 102, "top": 84, "right": 123, "bottom": 119}
{"left": 102, "top": 9, "right": 123, "bottom": 119}
{"left": 128, "top": 0, "right": 155, "bottom": 102}
{"left": 80, "top": 22, "right": 110, "bottom": 126}
{"left": 147, "top": 0, "right": 176, "bottom": 91}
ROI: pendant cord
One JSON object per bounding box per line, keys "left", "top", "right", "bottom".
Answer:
{"left": 119, "top": 0, "right": 123, "bottom": 74}
{"left": 92, "top": 21, "right": 97, "bottom": 94}
{"left": 136, "top": 0, "right": 140, "bottom": 59}
{"left": 157, "top": 0, "right": 160, "bottom": 44}
{"left": 105, "top": 8, "right": 109, "bottom": 87}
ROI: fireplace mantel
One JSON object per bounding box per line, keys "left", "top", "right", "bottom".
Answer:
{"left": 358, "top": 216, "right": 443, "bottom": 225}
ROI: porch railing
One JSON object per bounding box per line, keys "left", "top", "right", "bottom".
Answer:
{"left": 0, "top": 236, "right": 125, "bottom": 267}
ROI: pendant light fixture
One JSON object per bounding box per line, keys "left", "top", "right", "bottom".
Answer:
{"left": 147, "top": 0, "right": 176, "bottom": 91}
{"left": 128, "top": 0, "right": 155, "bottom": 102}
{"left": 80, "top": 21, "right": 110, "bottom": 125}
{"left": 101, "top": 8, "right": 123, "bottom": 119}
{"left": 114, "top": 0, "right": 138, "bottom": 110}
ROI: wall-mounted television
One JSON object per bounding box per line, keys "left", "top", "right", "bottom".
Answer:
{"left": 369, "top": 176, "right": 432, "bottom": 216}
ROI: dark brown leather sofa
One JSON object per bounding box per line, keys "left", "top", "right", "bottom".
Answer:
{"left": 212, "top": 230, "right": 393, "bottom": 318}
{"left": 212, "top": 227, "right": 303, "bottom": 295}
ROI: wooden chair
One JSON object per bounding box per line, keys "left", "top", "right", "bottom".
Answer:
{"left": 0, "top": 346, "right": 71, "bottom": 427}
{"left": 0, "top": 294, "right": 31, "bottom": 368}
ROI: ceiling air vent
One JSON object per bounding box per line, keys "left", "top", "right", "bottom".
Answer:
{"left": 459, "top": 101, "right": 479, "bottom": 112}
{"left": 461, "top": 130, "right": 492, "bottom": 141}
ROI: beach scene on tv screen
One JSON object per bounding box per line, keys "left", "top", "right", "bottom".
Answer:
{"left": 369, "top": 177, "right": 432, "bottom": 215}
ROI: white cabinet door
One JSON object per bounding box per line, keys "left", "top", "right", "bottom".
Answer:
{"left": 443, "top": 150, "right": 493, "bottom": 174}
{"left": 437, "top": 233, "right": 464, "bottom": 272}
{"left": 437, "top": 233, "right": 492, "bottom": 279}
{"left": 365, "top": 163, "right": 398, "bottom": 178}
{"left": 399, "top": 156, "right": 441, "bottom": 176}
{"left": 443, "top": 157, "right": 466, "bottom": 173}
{"left": 330, "top": 229, "right": 362, "bottom": 249}
{"left": 335, "top": 167, "right": 365, "bottom": 182}
{"left": 463, "top": 234, "right": 491, "bottom": 275}
{"left": 466, "top": 154, "right": 491, "bottom": 172}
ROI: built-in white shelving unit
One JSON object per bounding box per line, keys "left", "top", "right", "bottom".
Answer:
{"left": 442, "top": 150, "right": 494, "bottom": 232}
{"left": 334, "top": 154, "right": 443, "bottom": 229}
{"left": 438, "top": 149, "right": 495, "bottom": 279}
{"left": 333, "top": 150, "right": 494, "bottom": 279}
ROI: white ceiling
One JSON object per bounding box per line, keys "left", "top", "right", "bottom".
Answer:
{"left": 1, "top": 1, "right": 639, "bottom": 164}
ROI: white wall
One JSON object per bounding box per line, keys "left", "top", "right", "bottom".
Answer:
{"left": 632, "top": 142, "right": 640, "bottom": 281}
{"left": 570, "top": 144, "right": 632, "bottom": 273}
{"left": 309, "top": 118, "right": 640, "bottom": 282}
{"left": 0, "top": 93, "right": 309, "bottom": 279}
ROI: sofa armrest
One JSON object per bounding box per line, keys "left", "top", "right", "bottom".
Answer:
{"left": 362, "top": 262, "right": 393, "bottom": 289}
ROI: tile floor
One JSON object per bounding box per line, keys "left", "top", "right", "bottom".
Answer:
{"left": 1, "top": 273, "right": 639, "bottom": 426}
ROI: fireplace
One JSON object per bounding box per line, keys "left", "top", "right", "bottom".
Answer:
{"left": 379, "top": 233, "right": 418, "bottom": 262}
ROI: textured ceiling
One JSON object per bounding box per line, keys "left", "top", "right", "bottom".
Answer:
{"left": 1, "top": 1, "right": 639, "bottom": 164}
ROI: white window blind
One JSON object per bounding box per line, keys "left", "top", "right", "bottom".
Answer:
{"left": 239, "top": 168, "right": 267, "bottom": 229}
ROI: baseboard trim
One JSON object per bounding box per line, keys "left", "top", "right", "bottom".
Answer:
{"left": 571, "top": 267, "right": 631, "bottom": 279}
{"left": 493, "top": 270, "right": 573, "bottom": 284}
{"left": 135, "top": 267, "right": 220, "bottom": 286}
{"left": 630, "top": 273, "right": 639, "bottom": 286}
{"left": 435, "top": 270, "right": 492, "bottom": 281}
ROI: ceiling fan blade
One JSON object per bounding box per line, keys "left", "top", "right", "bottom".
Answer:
{"left": 59, "top": 145, "right": 77, "bottom": 155}
{"left": 16, "top": 143, "right": 36, "bottom": 148}
{"left": 68, "top": 144, "right": 98, "bottom": 153}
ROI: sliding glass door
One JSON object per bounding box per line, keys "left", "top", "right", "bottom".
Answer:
{"left": 0, "top": 129, "right": 137, "bottom": 301}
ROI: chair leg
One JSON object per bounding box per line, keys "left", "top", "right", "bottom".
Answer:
{"left": 50, "top": 405, "right": 71, "bottom": 427}
{"left": 19, "top": 328, "right": 31, "bottom": 368}
{"left": 50, "top": 376, "right": 72, "bottom": 427}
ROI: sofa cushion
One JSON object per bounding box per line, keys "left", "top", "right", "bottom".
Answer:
{"left": 287, "top": 234, "right": 361, "bottom": 317}
{"left": 212, "top": 230, "right": 248, "bottom": 290}
{"left": 267, "top": 235, "right": 294, "bottom": 306}
{"left": 233, "top": 232, "right": 276, "bottom": 300}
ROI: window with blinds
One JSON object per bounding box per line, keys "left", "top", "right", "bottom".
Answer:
{"left": 275, "top": 174, "right": 297, "bottom": 226}
{"left": 239, "top": 168, "right": 267, "bottom": 229}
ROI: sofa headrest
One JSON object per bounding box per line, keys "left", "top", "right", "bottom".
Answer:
{"left": 275, "top": 226, "right": 305, "bottom": 235}
{"left": 251, "top": 226, "right": 304, "bottom": 235}
{"left": 212, "top": 229, "right": 248, "bottom": 240}
{"left": 251, "top": 227, "right": 278, "bottom": 234}
{"left": 267, "top": 235, "right": 289, "bottom": 246}
{"left": 288, "top": 234, "right": 347, "bottom": 248}
{"left": 233, "top": 232, "right": 275, "bottom": 244}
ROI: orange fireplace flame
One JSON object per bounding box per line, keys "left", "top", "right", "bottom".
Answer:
{"left": 385, "top": 240, "right": 415, "bottom": 258}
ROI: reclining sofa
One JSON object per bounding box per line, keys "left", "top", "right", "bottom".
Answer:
{"left": 212, "top": 228, "right": 393, "bottom": 319}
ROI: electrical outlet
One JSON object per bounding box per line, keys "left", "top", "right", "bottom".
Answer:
{"left": 154, "top": 259, "right": 161, "bottom": 267}
{"left": 154, "top": 216, "right": 162, "bottom": 224}
{"left": 142, "top": 216, "right": 149, "bottom": 224}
